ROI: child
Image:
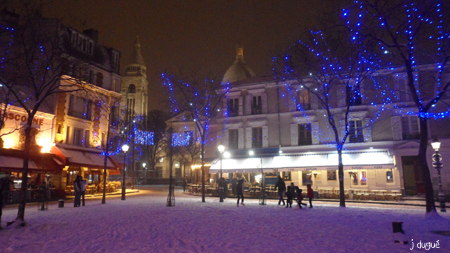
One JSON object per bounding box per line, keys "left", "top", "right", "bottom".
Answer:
{"left": 285, "top": 186, "right": 293, "bottom": 208}
{"left": 296, "top": 187, "right": 307, "bottom": 209}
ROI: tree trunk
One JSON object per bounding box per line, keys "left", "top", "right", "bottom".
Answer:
{"left": 201, "top": 140, "right": 205, "bottom": 202}
{"left": 338, "top": 149, "right": 346, "bottom": 207}
{"left": 418, "top": 116, "right": 436, "bottom": 213}
{"left": 17, "top": 122, "right": 32, "bottom": 221}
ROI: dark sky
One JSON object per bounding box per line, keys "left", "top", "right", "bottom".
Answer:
{"left": 40, "top": 0, "right": 328, "bottom": 110}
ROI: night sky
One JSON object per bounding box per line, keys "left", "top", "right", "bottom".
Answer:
{"left": 40, "top": 0, "right": 329, "bottom": 110}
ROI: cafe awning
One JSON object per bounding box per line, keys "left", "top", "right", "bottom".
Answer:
{"left": 52, "top": 145, "right": 118, "bottom": 169}
{"left": 0, "top": 153, "right": 63, "bottom": 174}
{"left": 209, "top": 151, "right": 395, "bottom": 173}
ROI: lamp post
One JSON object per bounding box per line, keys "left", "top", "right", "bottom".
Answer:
{"left": 218, "top": 144, "right": 225, "bottom": 202}
{"left": 142, "top": 162, "right": 147, "bottom": 185}
{"left": 431, "top": 138, "right": 446, "bottom": 212}
{"left": 121, "top": 144, "right": 129, "bottom": 200}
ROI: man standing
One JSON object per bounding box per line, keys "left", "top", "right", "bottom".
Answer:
{"left": 73, "top": 176, "right": 82, "bottom": 207}
{"left": 274, "top": 176, "right": 286, "bottom": 206}
{"left": 80, "top": 177, "right": 87, "bottom": 206}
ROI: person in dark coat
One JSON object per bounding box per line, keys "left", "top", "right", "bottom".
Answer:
{"left": 231, "top": 176, "right": 237, "bottom": 196}
{"left": 274, "top": 176, "right": 286, "bottom": 205}
{"left": 0, "top": 177, "right": 12, "bottom": 229}
{"left": 288, "top": 182, "right": 296, "bottom": 207}
{"left": 236, "top": 176, "right": 245, "bottom": 207}
{"left": 306, "top": 184, "right": 314, "bottom": 208}
{"left": 73, "top": 175, "right": 82, "bottom": 207}
{"left": 182, "top": 178, "right": 187, "bottom": 192}
{"left": 285, "top": 186, "right": 293, "bottom": 208}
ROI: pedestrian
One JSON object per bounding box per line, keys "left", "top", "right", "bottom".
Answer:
{"left": 236, "top": 176, "right": 245, "bottom": 207}
{"left": 296, "top": 187, "right": 307, "bottom": 209}
{"left": 289, "top": 182, "right": 296, "bottom": 207}
{"left": 73, "top": 175, "right": 82, "bottom": 207}
{"left": 0, "top": 176, "right": 12, "bottom": 229}
{"left": 182, "top": 178, "right": 187, "bottom": 192}
{"left": 231, "top": 176, "right": 237, "bottom": 196}
{"left": 285, "top": 186, "right": 293, "bottom": 208}
{"left": 307, "top": 184, "right": 314, "bottom": 208}
{"left": 80, "top": 177, "right": 87, "bottom": 206}
{"left": 274, "top": 176, "right": 286, "bottom": 206}
{"left": 222, "top": 178, "right": 228, "bottom": 199}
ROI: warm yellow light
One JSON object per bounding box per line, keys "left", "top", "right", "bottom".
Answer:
{"left": 3, "top": 138, "right": 14, "bottom": 149}
{"left": 191, "top": 163, "right": 212, "bottom": 170}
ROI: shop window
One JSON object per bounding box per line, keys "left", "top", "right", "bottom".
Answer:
{"left": 351, "top": 171, "right": 367, "bottom": 186}
{"left": 349, "top": 120, "right": 364, "bottom": 143}
{"left": 327, "top": 170, "right": 337, "bottom": 181}
{"left": 298, "top": 124, "right": 312, "bottom": 145}
{"left": 297, "top": 89, "right": 311, "bottom": 110}
{"left": 283, "top": 172, "right": 291, "bottom": 181}
{"left": 302, "top": 171, "right": 313, "bottom": 186}
{"left": 251, "top": 95, "right": 262, "bottom": 115}
{"left": 386, "top": 170, "right": 394, "bottom": 183}
{"left": 228, "top": 98, "right": 239, "bottom": 117}
{"left": 252, "top": 127, "right": 262, "bottom": 148}
{"left": 229, "top": 129, "right": 238, "bottom": 149}
{"left": 401, "top": 116, "right": 420, "bottom": 140}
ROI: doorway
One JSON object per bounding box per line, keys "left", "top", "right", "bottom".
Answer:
{"left": 401, "top": 156, "right": 425, "bottom": 195}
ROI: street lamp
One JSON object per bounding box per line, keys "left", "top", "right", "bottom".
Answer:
{"left": 431, "top": 138, "right": 446, "bottom": 212}
{"left": 121, "top": 144, "right": 129, "bottom": 200}
{"left": 142, "top": 162, "right": 147, "bottom": 185}
{"left": 218, "top": 144, "right": 225, "bottom": 202}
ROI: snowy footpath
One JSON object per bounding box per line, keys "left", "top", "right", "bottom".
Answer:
{"left": 1, "top": 187, "right": 449, "bottom": 253}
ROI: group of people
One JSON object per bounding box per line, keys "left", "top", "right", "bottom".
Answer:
{"left": 73, "top": 175, "right": 87, "bottom": 207}
{"left": 275, "top": 176, "right": 314, "bottom": 209}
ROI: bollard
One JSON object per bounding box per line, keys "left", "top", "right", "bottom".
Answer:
{"left": 58, "top": 199, "right": 64, "bottom": 208}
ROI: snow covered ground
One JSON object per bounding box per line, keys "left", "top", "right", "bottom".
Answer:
{"left": 1, "top": 186, "right": 449, "bottom": 253}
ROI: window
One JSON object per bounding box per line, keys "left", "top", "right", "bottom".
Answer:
{"left": 346, "top": 83, "right": 362, "bottom": 106}
{"left": 298, "top": 124, "right": 312, "bottom": 145}
{"left": 302, "top": 171, "right": 313, "bottom": 186}
{"left": 252, "top": 127, "right": 262, "bottom": 148}
{"left": 251, "top": 96, "right": 262, "bottom": 114}
{"left": 386, "top": 170, "right": 394, "bottom": 183}
{"left": 228, "top": 98, "right": 239, "bottom": 117}
{"left": 184, "top": 131, "right": 194, "bottom": 146}
{"left": 112, "top": 51, "right": 120, "bottom": 73}
{"left": 229, "top": 129, "right": 238, "bottom": 149}
{"left": 297, "top": 89, "right": 311, "bottom": 110}
{"left": 84, "top": 130, "right": 90, "bottom": 148}
{"left": 401, "top": 116, "right": 420, "bottom": 140}
{"left": 283, "top": 172, "right": 291, "bottom": 181}
{"left": 68, "top": 95, "right": 92, "bottom": 120}
{"left": 327, "top": 170, "right": 337, "bottom": 181}
{"left": 66, "top": 126, "right": 71, "bottom": 144}
{"left": 73, "top": 128, "right": 83, "bottom": 146}
{"left": 349, "top": 120, "right": 364, "bottom": 143}
{"left": 128, "top": 84, "right": 136, "bottom": 93}
{"left": 351, "top": 171, "right": 367, "bottom": 186}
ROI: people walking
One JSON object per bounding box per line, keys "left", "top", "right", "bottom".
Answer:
{"left": 289, "top": 182, "right": 296, "bottom": 207}
{"left": 231, "top": 176, "right": 237, "bottom": 196}
{"left": 296, "top": 187, "right": 307, "bottom": 209}
{"left": 73, "top": 175, "right": 82, "bottom": 207}
{"left": 182, "top": 178, "right": 187, "bottom": 192}
{"left": 274, "top": 176, "right": 286, "bottom": 206}
{"left": 307, "top": 184, "right": 314, "bottom": 208}
{"left": 236, "top": 176, "right": 245, "bottom": 207}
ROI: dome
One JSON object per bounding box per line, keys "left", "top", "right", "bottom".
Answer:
{"left": 222, "top": 46, "right": 256, "bottom": 84}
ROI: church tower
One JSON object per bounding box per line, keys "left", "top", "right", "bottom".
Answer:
{"left": 121, "top": 36, "right": 148, "bottom": 121}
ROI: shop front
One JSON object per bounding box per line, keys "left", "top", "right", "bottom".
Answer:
{"left": 209, "top": 149, "right": 401, "bottom": 200}
{"left": 51, "top": 144, "right": 121, "bottom": 194}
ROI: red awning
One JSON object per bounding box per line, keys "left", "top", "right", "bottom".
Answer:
{"left": 51, "top": 145, "right": 118, "bottom": 170}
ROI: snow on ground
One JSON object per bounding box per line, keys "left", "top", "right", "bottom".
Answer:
{"left": 1, "top": 186, "right": 449, "bottom": 253}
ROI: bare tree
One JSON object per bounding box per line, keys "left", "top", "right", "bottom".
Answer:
{"left": 344, "top": 0, "right": 450, "bottom": 213}
{"left": 0, "top": 6, "right": 84, "bottom": 223}
{"left": 163, "top": 72, "right": 229, "bottom": 202}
